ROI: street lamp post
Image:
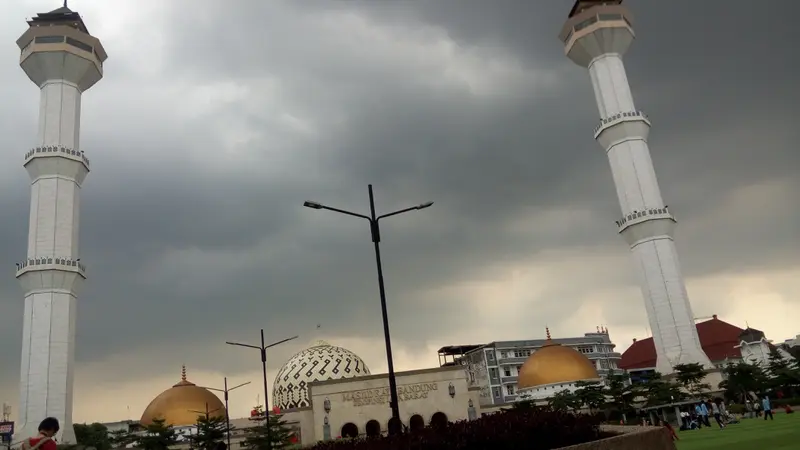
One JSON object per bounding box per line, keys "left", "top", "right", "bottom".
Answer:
{"left": 203, "top": 378, "right": 251, "bottom": 450}
{"left": 226, "top": 332, "right": 298, "bottom": 450}
{"left": 303, "top": 184, "right": 433, "bottom": 434}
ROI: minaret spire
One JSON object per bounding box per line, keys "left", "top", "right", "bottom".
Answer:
{"left": 545, "top": 327, "right": 551, "bottom": 341}
{"left": 181, "top": 364, "right": 187, "bottom": 381}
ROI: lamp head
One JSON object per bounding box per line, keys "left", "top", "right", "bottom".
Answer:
{"left": 416, "top": 201, "right": 434, "bottom": 210}
{"left": 303, "top": 201, "right": 324, "bottom": 209}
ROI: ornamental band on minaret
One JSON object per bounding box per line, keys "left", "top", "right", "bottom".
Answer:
{"left": 13, "top": 4, "right": 107, "bottom": 444}
{"left": 559, "top": 0, "right": 711, "bottom": 374}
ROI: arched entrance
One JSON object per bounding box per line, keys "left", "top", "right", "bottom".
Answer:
{"left": 365, "top": 420, "right": 381, "bottom": 437}
{"left": 387, "top": 416, "right": 403, "bottom": 436}
{"left": 409, "top": 414, "right": 425, "bottom": 432}
{"left": 430, "top": 411, "right": 448, "bottom": 429}
{"left": 340, "top": 422, "right": 359, "bottom": 438}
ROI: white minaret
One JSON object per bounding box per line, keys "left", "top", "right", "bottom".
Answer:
{"left": 559, "top": 1, "right": 711, "bottom": 374}
{"left": 13, "top": 4, "right": 107, "bottom": 443}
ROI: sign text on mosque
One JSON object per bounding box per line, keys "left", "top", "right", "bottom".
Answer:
{"left": 342, "top": 382, "right": 439, "bottom": 406}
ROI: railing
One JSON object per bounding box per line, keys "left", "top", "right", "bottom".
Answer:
{"left": 16, "top": 257, "right": 86, "bottom": 276}
{"left": 615, "top": 206, "right": 674, "bottom": 230}
{"left": 24, "top": 145, "right": 90, "bottom": 168}
{"left": 497, "top": 356, "right": 529, "bottom": 365}
{"left": 500, "top": 376, "right": 519, "bottom": 384}
{"left": 594, "top": 110, "right": 649, "bottom": 135}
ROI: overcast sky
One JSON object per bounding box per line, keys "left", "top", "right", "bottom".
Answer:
{"left": 1, "top": 0, "right": 797, "bottom": 424}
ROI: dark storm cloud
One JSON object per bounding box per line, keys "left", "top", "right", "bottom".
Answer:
{"left": 1, "top": 0, "right": 798, "bottom": 405}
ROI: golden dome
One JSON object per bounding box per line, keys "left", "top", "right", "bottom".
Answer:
{"left": 517, "top": 329, "right": 600, "bottom": 389}
{"left": 140, "top": 366, "right": 226, "bottom": 427}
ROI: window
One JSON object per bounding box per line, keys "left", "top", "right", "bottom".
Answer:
{"left": 503, "top": 368, "right": 511, "bottom": 377}
{"left": 513, "top": 349, "right": 530, "bottom": 358}
{"left": 492, "top": 387, "right": 501, "bottom": 398}
{"left": 574, "top": 16, "right": 598, "bottom": 32}
{"left": 599, "top": 13, "right": 623, "bottom": 21}
{"left": 600, "top": 360, "right": 609, "bottom": 369}
{"left": 66, "top": 37, "right": 92, "bottom": 53}
{"left": 485, "top": 350, "right": 495, "bottom": 362}
{"left": 35, "top": 36, "right": 64, "bottom": 44}
{"left": 489, "top": 368, "right": 499, "bottom": 382}
{"left": 507, "top": 385, "right": 515, "bottom": 395}
{"left": 577, "top": 346, "right": 594, "bottom": 354}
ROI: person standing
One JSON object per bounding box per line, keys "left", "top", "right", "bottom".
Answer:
{"left": 699, "top": 400, "right": 711, "bottom": 427}
{"left": 20, "top": 418, "right": 59, "bottom": 450}
{"left": 711, "top": 400, "right": 725, "bottom": 429}
{"left": 762, "top": 396, "right": 774, "bottom": 420}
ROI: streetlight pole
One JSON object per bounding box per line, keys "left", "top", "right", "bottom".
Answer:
{"left": 204, "top": 378, "right": 251, "bottom": 450}
{"left": 226, "top": 332, "right": 298, "bottom": 450}
{"left": 303, "top": 184, "right": 433, "bottom": 434}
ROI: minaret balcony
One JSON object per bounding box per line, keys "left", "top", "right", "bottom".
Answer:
{"left": 616, "top": 208, "right": 678, "bottom": 246}
{"left": 24, "top": 145, "right": 90, "bottom": 184}
{"left": 15, "top": 257, "right": 86, "bottom": 294}
{"left": 594, "top": 110, "right": 650, "bottom": 150}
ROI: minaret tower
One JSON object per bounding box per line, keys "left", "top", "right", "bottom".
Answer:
{"left": 13, "top": 3, "right": 107, "bottom": 443}
{"left": 559, "top": 1, "right": 711, "bottom": 374}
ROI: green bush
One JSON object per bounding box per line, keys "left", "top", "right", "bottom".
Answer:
{"left": 772, "top": 397, "right": 800, "bottom": 407}
{"left": 727, "top": 404, "right": 745, "bottom": 414}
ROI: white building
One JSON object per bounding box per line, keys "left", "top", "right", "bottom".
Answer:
{"left": 735, "top": 328, "right": 796, "bottom": 368}
{"left": 437, "top": 327, "right": 620, "bottom": 406}
{"left": 13, "top": 4, "right": 108, "bottom": 444}
{"left": 559, "top": 0, "right": 711, "bottom": 375}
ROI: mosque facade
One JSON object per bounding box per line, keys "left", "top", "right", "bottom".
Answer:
{"left": 133, "top": 336, "right": 601, "bottom": 446}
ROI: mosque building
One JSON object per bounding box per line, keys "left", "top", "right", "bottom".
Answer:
{"left": 131, "top": 333, "right": 602, "bottom": 446}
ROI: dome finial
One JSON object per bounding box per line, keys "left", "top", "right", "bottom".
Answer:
{"left": 546, "top": 326, "right": 551, "bottom": 340}
{"left": 181, "top": 365, "right": 187, "bottom": 381}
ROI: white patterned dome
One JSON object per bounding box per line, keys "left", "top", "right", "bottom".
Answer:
{"left": 272, "top": 340, "right": 370, "bottom": 410}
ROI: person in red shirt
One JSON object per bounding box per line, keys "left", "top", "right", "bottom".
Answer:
{"left": 21, "top": 417, "right": 59, "bottom": 450}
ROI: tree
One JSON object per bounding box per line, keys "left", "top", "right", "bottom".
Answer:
{"left": 188, "top": 416, "right": 228, "bottom": 450}
{"left": 108, "top": 428, "right": 138, "bottom": 449}
{"left": 766, "top": 350, "right": 800, "bottom": 397}
{"left": 137, "top": 418, "right": 180, "bottom": 450}
{"left": 640, "top": 372, "right": 684, "bottom": 407}
{"left": 547, "top": 390, "right": 580, "bottom": 412}
{"left": 74, "top": 423, "right": 112, "bottom": 450}
{"left": 719, "top": 361, "right": 768, "bottom": 403}
{"left": 673, "top": 363, "right": 711, "bottom": 398}
{"left": 604, "top": 372, "right": 638, "bottom": 423}
{"left": 572, "top": 381, "right": 606, "bottom": 412}
{"left": 243, "top": 405, "right": 294, "bottom": 449}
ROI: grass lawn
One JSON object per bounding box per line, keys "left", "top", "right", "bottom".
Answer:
{"left": 676, "top": 412, "right": 799, "bottom": 450}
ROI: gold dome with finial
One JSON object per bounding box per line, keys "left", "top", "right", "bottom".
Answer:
{"left": 140, "top": 365, "right": 226, "bottom": 427}
{"left": 518, "top": 327, "right": 600, "bottom": 389}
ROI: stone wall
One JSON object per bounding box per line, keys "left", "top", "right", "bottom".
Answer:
{"left": 556, "top": 425, "right": 676, "bottom": 450}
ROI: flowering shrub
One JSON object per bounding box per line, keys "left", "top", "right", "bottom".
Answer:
{"left": 310, "top": 408, "right": 613, "bottom": 450}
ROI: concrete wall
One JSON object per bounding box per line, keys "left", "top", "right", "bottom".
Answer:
{"left": 557, "top": 426, "right": 675, "bottom": 450}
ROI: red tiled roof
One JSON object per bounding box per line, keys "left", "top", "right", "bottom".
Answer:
{"left": 619, "top": 316, "right": 744, "bottom": 370}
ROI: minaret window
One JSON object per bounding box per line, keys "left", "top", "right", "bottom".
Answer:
{"left": 66, "top": 37, "right": 92, "bottom": 52}
{"left": 35, "top": 35, "right": 64, "bottom": 43}
{"left": 599, "top": 13, "right": 623, "bottom": 21}
{"left": 575, "top": 16, "right": 598, "bottom": 31}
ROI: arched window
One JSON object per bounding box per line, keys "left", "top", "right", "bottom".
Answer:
{"left": 365, "top": 420, "right": 381, "bottom": 437}
{"left": 340, "top": 422, "right": 358, "bottom": 438}
{"left": 387, "top": 417, "right": 402, "bottom": 436}
{"left": 430, "top": 412, "right": 448, "bottom": 429}
{"left": 409, "top": 414, "right": 425, "bottom": 432}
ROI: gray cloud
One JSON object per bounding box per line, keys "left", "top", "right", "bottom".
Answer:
{"left": 1, "top": 0, "right": 798, "bottom": 419}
